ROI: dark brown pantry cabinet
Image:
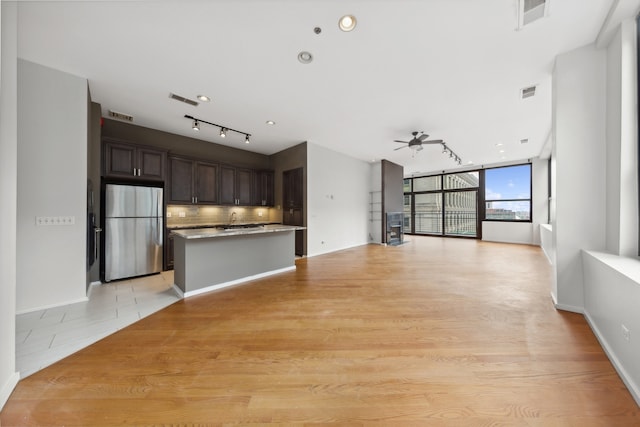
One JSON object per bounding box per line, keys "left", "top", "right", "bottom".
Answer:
{"left": 220, "top": 165, "right": 252, "bottom": 206}
{"left": 103, "top": 139, "right": 166, "bottom": 181}
{"left": 168, "top": 156, "right": 219, "bottom": 205}
{"left": 282, "top": 167, "right": 304, "bottom": 255}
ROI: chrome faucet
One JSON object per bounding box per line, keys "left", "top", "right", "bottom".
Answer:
{"left": 230, "top": 211, "right": 237, "bottom": 223}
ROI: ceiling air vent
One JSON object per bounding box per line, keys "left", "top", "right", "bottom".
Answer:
{"left": 169, "top": 93, "right": 199, "bottom": 106}
{"left": 108, "top": 110, "right": 133, "bottom": 122}
{"left": 518, "top": 0, "right": 548, "bottom": 29}
{"left": 521, "top": 85, "right": 536, "bottom": 99}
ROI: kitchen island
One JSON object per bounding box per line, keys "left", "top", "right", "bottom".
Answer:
{"left": 171, "top": 224, "right": 304, "bottom": 297}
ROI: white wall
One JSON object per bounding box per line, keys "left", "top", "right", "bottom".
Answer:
{"left": 583, "top": 251, "right": 640, "bottom": 405}
{"left": 606, "top": 20, "right": 639, "bottom": 256}
{"left": 17, "top": 59, "right": 88, "bottom": 313}
{"left": 306, "top": 143, "right": 370, "bottom": 256}
{"left": 581, "top": 18, "right": 640, "bottom": 406}
{"left": 482, "top": 221, "right": 533, "bottom": 245}
{"left": 0, "top": 0, "right": 20, "bottom": 410}
{"left": 552, "top": 43, "right": 607, "bottom": 312}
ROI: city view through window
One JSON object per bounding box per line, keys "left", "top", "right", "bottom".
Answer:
{"left": 485, "top": 164, "right": 531, "bottom": 220}
{"left": 404, "top": 164, "right": 532, "bottom": 238}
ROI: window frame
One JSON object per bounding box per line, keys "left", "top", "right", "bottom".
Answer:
{"left": 483, "top": 163, "right": 533, "bottom": 223}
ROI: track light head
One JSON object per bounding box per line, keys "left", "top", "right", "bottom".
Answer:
{"left": 245, "top": 135, "right": 250, "bottom": 144}
{"left": 220, "top": 128, "right": 226, "bottom": 138}
{"left": 192, "top": 120, "right": 199, "bottom": 131}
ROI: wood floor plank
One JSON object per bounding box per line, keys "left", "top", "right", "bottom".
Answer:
{"left": 2, "top": 237, "right": 639, "bottom": 426}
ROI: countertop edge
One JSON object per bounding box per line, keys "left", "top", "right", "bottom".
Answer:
{"left": 172, "top": 224, "right": 305, "bottom": 239}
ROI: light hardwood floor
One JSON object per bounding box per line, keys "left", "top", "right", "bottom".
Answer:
{"left": 2, "top": 237, "right": 639, "bottom": 426}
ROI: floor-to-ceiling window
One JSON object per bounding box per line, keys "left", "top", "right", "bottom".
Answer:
{"left": 404, "top": 164, "right": 531, "bottom": 239}
{"left": 404, "top": 172, "right": 479, "bottom": 238}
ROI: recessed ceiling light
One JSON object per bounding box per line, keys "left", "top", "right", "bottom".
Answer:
{"left": 298, "top": 51, "right": 313, "bottom": 64}
{"left": 196, "top": 95, "right": 210, "bottom": 102}
{"left": 467, "top": 161, "right": 474, "bottom": 165}
{"left": 266, "top": 120, "right": 276, "bottom": 125}
{"left": 339, "top": 15, "right": 357, "bottom": 32}
{"left": 495, "top": 143, "right": 504, "bottom": 147}
{"left": 499, "top": 149, "right": 505, "bottom": 153}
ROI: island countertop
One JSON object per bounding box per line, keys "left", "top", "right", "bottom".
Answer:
{"left": 171, "top": 224, "right": 304, "bottom": 240}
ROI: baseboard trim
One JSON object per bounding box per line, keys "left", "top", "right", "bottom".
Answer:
{"left": 182, "top": 266, "right": 296, "bottom": 298}
{"left": 0, "top": 371, "right": 20, "bottom": 411}
{"left": 16, "top": 295, "right": 90, "bottom": 315}
{"left": 584, "top": 310, "right": 640, "bottom": 407}
{"left": 553, "top": 298, "right": 584, "bottom": 314}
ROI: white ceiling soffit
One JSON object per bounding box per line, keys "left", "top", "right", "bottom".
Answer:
{"left": 596, "top": 0, "right": 640, "bottom": 47}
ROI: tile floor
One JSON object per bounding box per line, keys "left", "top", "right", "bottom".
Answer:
{"left": 16, "top": 270, "right": 180, "bottom": 378}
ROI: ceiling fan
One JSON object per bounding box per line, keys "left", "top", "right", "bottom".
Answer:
{"left": 394, "top": 131, "right": 443, "bottom": 152}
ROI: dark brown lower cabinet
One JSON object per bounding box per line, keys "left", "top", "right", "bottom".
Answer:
{"left": 164, "top": 229, "right": 174, "bottom": 270}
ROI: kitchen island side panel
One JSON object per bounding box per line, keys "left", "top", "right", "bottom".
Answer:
{"left": 174, "top": 230, "right": 295, "bottom": 294}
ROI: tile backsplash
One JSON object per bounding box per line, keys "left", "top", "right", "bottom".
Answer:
{"left": 166, "top": 205, "right": 280, "bottom": 228}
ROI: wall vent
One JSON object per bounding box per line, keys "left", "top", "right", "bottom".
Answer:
{"left": 108, "top": 110, "right": 133, "bottom": 122}
{"left": 518, "top": 0, "right": 547, "bottom": 28}
{"left": 521, "top": 85, "right": 536, "bottom": 99}
{"left": 169, "top": 93, "right": 199, "bottom": 106}
{"left": 520, "top": 138, "right": 529, "bottom": 144}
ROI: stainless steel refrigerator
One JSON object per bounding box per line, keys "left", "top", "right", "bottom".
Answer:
{"left": 104, "top": 184, "right": 163, "bottom": 281}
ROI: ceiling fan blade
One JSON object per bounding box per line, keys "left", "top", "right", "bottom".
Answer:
{"left": 417, "top": 134, "right": 430, "bottom": 141}
{"left": 394, "top": 145, "right": 408, "bottom": 151}
{"left": 393, "top": 140, "right": 409, "bottom": 143}
{"left": 422, "top": 139, "right": 444, "bottom": 144}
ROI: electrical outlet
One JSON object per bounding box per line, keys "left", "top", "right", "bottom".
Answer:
{"left": 166, "top": 212, "right": 172, "bottom": 218}
{"left": 258, "top": 211, "right": 263, "bottom": 217}
{"left": 178, "top": 212, "right": 186, "bottom": 218}
{"left": 622, "top": 324, "right": 631, "bottom": 343}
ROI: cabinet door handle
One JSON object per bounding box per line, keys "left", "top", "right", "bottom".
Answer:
{"left": 194, "top": 196, "right": 198, "bottom": 203}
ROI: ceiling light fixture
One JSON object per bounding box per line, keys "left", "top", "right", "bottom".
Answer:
{"left": 339, "top": 15, "right": 357, "bottom": 32}
{"left": 184, "top": 115, "right": 251, "bottom": 144}
{"left": 196, "top": 95, "right": 211, "bottom": 102}
{"left": 439, "top": 143, "right": 462, "bottom": 165}
{"left": 266, "top": 120, "right": 276, "bottom": 125}
{"left": 298, "top": 51, "right": 313, "bottom": 64}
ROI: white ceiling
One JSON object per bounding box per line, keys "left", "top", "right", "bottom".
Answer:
{"left": 16, "top": 0, "right": 615, "bottom": 175}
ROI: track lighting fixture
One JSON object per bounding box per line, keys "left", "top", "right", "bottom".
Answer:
{"left": 184, "top": 115, "right": 251, "bottom": 144}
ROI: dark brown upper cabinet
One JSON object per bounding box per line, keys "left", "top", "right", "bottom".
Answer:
{"left": 103, "top": 139, "right": 166, "bottom": 181}
{"left": 283, "top": 167, "right": 303, "bottom": 208}
{"left": 168, "top": 156, "right": 219, "bottom": 205}
{"left": 252, "top": 170, "right": 274, "bottom": 207}
{"left": 220, "top": 165, "right": 252, "bottom": 206}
